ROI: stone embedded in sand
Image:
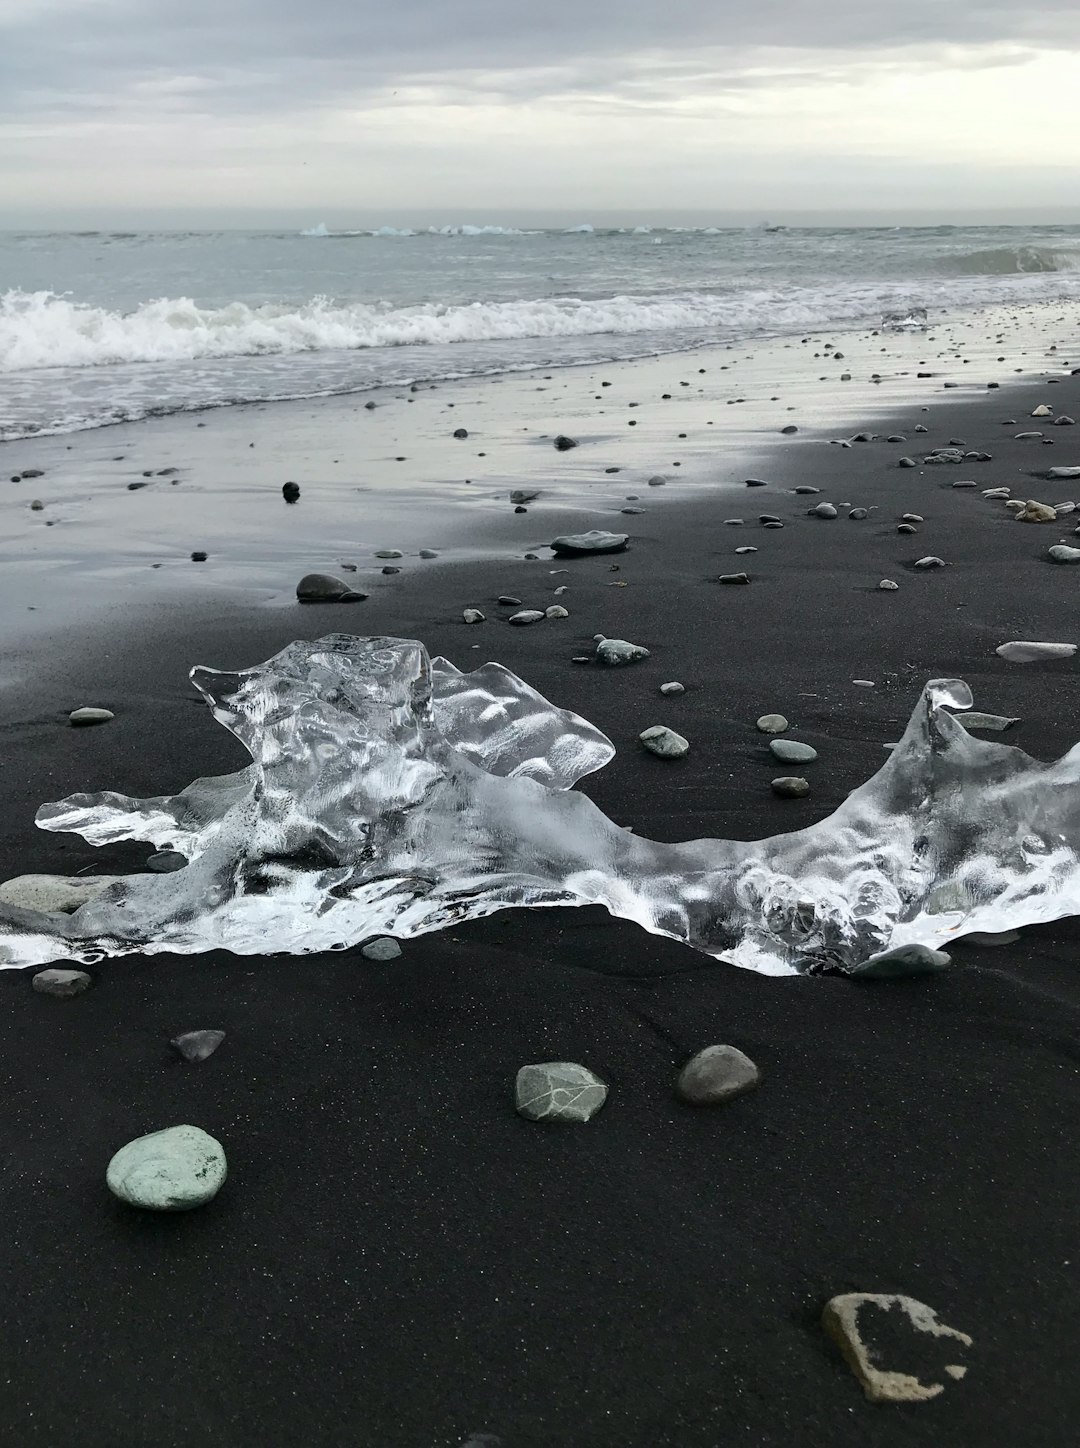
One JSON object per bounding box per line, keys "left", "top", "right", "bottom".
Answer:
{"left": 509, "top": 610, "right": 545, "bottom": 625}
{"left": 756, "top": 714, "right": 788, "bottom": 734}
{"left": 1016, "top": 500, "right": 1057, "bottom": 522}
{"left": 771, "top": 776, "right": 810, "bottom": 798}
{"left": 553, "top": 435, "right": 578, "bottom": 451}
{"left": 549, "top": 530, "right": 628, "bottom": 556}
{"left": 1053, "top": 415, "right": 1076, "bottom": 426}
{"left": 914, "top": 556, "right": 946, "bottom": 569}
{"left": 171, "top": 1029, "right": 226, "bottom": 1062}
{"left": 745, "top": 477, "right": 769, "bottom": 487}
{"left": 296, "top": 573, "right": 365, "bottom": 602}
{"left": 361, "top": 937, "right": 402, "bottom": 961}
{"left": 510, "top": 490, "right": 539, "bottom": 504}
{"left": 983, "top": 487, "right": 1010, "bottom": 499}
{"left": 1032, "top": 404, "right": 1053, "bottom": 417}
{"left": 462, "top": 609, "right": 486, "bottom": 624}
{"left": 770, "top": 739, "right": 817, "bottom": 764}
{"left": 69, "top": 707, "right": 114, "bottom": 726}
{"left": 792, "top": 485, "right": 820, "bottom": 494}
{"left": 647, "top": 475, "right": 667, "bottom": 487}
{"left": 640, "top": 725, "right": 689, "bottom": 759}
{"left": 996, "top": 640, "right": 1076, "bottom": 663}
{"left": 1049, "top": 545, "right": 1080, "bottom": 563}
{"left": 879, "top": 579, "right": 899, "bottom": 590}
{"left": 660, "top": 682, "right": 685, "bottom": 695}
{"left": 545, "top": 605, "right": 569, "bottom": 619}
{"left": 1048, "top": 466, "right": 1080, "bottom": 479}
{"left": 811, "top": 502, "right": 838, "bottom": 519}
{"left": 717, "top": 572, "right": 750, "bottom": 585}
{"left": 780, "top": 424, "right": 798, "bottom": 434}
{"left": 848, "top": 508, "right": 869, "bottom": 519}
{"left": 107, "top": 1124, "right": 227, "bottom": 1212}
{"left": 453, "top": 427, "right": 468, "bottom": 439}
{"left": 676, "top": 1045, "right": 761, "bottom": 1105}
{"left": 32, "top": 968, "right": 92, "bottom": 997}
{"left": 851, "top": 943, "right": 951, "bottom": 978}
{"left": 281, "top": 482, "right": 300, "bottom": 502}
{"left": 596, "top": 637, "right": 650, "bottom": 665}
{"left": 735, "top": 546, "right": 758, "bottom": 554}
{"left": 958, "top": 712, "right": 1019, "bottom": 731}
{"left": 515, "top": 1062, "right": 607, "bottom": 1122}
{"left": 0, "top": 873, "right": 123, "bottom": 914}
{"left": 822, "top": 1293, "right": 972, "bottom": 1403}
{"left": 375, "top": 549, "right": 403, "bottom": 559}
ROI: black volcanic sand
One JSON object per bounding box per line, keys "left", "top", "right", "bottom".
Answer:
{"left": 2, "top": 369, "right": 1080, "bottom": 1447}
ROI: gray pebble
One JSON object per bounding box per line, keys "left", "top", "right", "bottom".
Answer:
{"left": 296, "top": 573, "right": 365, "bottom": 602}
{"left": 676, "top": 1044, "right": 761, "bottom": 1105}
{"left": 878, "top": 579, "right": 899, "bottom": 590}
{"left": 509, "top": 610, "right": 545, "bottom": 625}
{"left": 550, "top": 530, "right": 628, "bottom": 556}
{"left": 914, "top": 556, "right": 947, "bottom": 568}
{"left": 148, "top": 851, "right": 187, "bottom": 872}
{"left": 597, "top": 638, "right": 650, "bottom": 665}
{"left": 361, "top": 937, "right": 402, "bottom": 961}
{"left": 107, "top": 1124, "right": 227, "bottom": 1211}
{"left": 811, "top": 502, "right": 838, "bottom": 519}
{"left": 640, "top": 725, "right": 690, "bottom": 758}
{"left": 515, "top": 1062, "right": 607, "bottom": 1122}
{"left": 32, "top": 968, "right": 92, "bottom": 997}
{"left": 1048, "top": 545, "right": 1080, "bottom": 563}
{"left": 171, "top": 1030, "right": 225, "bottom": 1062}
{"left": 660, "top": 682, "right": 685, "bottom": 695}
{"left": 69, "top": 707, "right": 114, "bottom": 726}
{"left": 374, "top": 549, "right": 403, "bottom": 559}
{"left": 545, "top": 605, "right": 569, "bottom": 619}
{"left": 771, "top": 776, "right": 810, "bottom": 798}
{"left": 462, "top": 608, "right": 486, "bottom": 624}
{"left": 756, "top": 714, "right": 788, "bottom": 734}
{"left": 770, "top": 739, "right": 818, "bottom": 763}
{"left": 718, "top": 572, "right": 750, "bottom": 584}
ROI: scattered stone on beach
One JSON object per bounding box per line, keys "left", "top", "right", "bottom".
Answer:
{"left": 639, "top": 725, "right": 689, "bottom": 758}
{"left": 723, "top": 518, "right": 745, "bottom": 526}
{"left": 675, "top": 1045, "right": 761, "bottom": 1105}
{"left": 769, "top": 739, "right": 817, "bottom": 764}
{"left": 848, "top": 508, "right": 868, "bottom": 520}
{"left": 1054, "top": 501, "right": 1076, "bottom": 514}
{"left": 735, "top": 546, "right": 758, "bottom": 554}
{"left": 171, "top": 1030, "right": 226, "bottom": 1063}
{"left": 762, "top": 521, "right": 784, "bottom": 529}
{"left": 758, "top": 514, "right": 781, "bottom": 524}
{"left": 851, "top": 943, "right": 951, "bottom": 979}
{"left": 951, "top": 480, "right": 977, "bottom": 490}
{"left": 717, "top": 572, "right": 750, "bottom": 585}
{"left": 462, "top": 609, "right": 486, "bottom": 624}
{"left": 1016, "top": 500, "right": 1057, "bottom": 522}
{"left": 879, "top": 579, "right": 899, "bottom": 590}
{"left": 550, "top": 530, "right": 628, "bottom": 556}
{"left": 190, "top": 550, "right": 208, "bottom": 562}
{"left": 20, "top": 468, "right": 44, "bottom": 479}
{"left": 771, "top": 776, "right": 810, "bottom": 798}
{"left": 745, "top": 477, "right": 769, "bottom": 487}
{"left": 545, "top": 605, "right": 569, "bottom": 619}
{"left": 382, "top": 566, "right": 400, "bottom": 575}
{"left": 914, "top": 424, "right": 928, "bottom": 433}
{"left": 361, "top": 937, "right": 402, "bottom": 961}
{"left": 660, "top": 682, "right": 685, "bottom": 695}
{"left": 792, "top": 485, "right": 820, "bottom": 495}
{"left": 996, "top": 640, "right": 1076, "bottom": 662}
{"left": 375, "top": 549, "right": 403, "bottom": 559}
{"left": 509, "top": 610, "right": 545, "bottom": 625}
{"left": 914, "top": 556, "right": 946, "bottom": 569}
{"left": 30, "top": 499, "right": 44, "bottom": 510}
{"left": 497, "top": 596, "right": 521, "bottom": 606}
{"left": 957, "top": 929, "right": 1021, "bottom": 946}
{"left": 148, "top": 851, "right": 187, "bottom": 872}
{"left": 32, "top": 968, "right": 92, "bottom": 998}
{"left": 296, "top": 573, "right": 365, "bottom": 602}
{"left": 1032, "top": 404, "right": 1053, "bottom": 417}
{"left": 418, "top": 549, "right": 439, "bottom": 559}
{"left": 0, "top": 873, "right": 122, "bottom": 914}
{"left": 510, "top": 490, "right": 539, "bottom": 504}
{"left": 1049, "top": 545, "right": 1080, "bottom": 563}
{"left": 515, "top": 1063, "right": 607, "bottom": 1123}
{"left": 811, "top": 502, "right": 837, "bottom": 519}
{"left": 957, "top": 711, "right": 1020, "bottom": 731}
{"left": 1048, "top": 467, "right": 1080, "bottom": 479}
{"left": 822, "top": 1293, "right": 972, "bottom": 1403}
{"left": 69, "top": 706, "right": 114, "bottom": 726}
{"left": 983, "top": 487, "right": 1010, "bottom": 499}
{"left": 756, "top": 713, "right": 788, "bottom": 734}
{"left": 1054, "top": 415, "right": 1076, "bottom": 426}
{"left": 780, "top": 424, "right": 798, "bottom": 434}
{"left": 453, "top": 427, "right": 469, "bottom": 439}
{"left": 281, "top": 482, "right": 300, "bottom": 502}
{"left": 596, "top": 638, "right": 650, "bottom": 665}
{"left": 897, "top": 523, "right": 918, "bottom": 534}
{"left": 648, "top": 475, "right": 667, "bottom": 487}
{"left": 107, "top": 1124, "right": 227, "bottom": 1212}
{"left": 553, "top": 435, "right": 578, "bottom": 451}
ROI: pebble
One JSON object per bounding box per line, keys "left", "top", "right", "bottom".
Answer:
{"left": 296, "top": 573, "right": 365, "bottom": 602}
{"left": 762, "top": 521, "right": 784, "bottom": 529}
{"left": 509, "top": 610, "right": 545, "bottom": 625}
{"left": 982, "top": 487, "right": 1010, "bottom": 499}
{"left": 756, "top": 714, "right": 788, "bottom": 734}
{"left": 1016, "top": 500, "right": 1057, "bottom": 522}
{"left": 375, "top": 548, "right": 403, "bottom": 559}
{"left": 850, "top": 943, "right": 951, "bottom": 978}
{"left": 723, "top": 518, "right": 745, "bottom": 526}
{"left": 745, "top": 478, "right": 769, "bottom": 487}
{"left": 361, "top": 937, "right": 402, "bottom": 961}
{"left": 281, "top": 482, "right": 300, "bottom": 502}
{"left": 1048, "top": 467, "right": 1080, "bottom": 479}
{"left": 148, "top": 851, "right": 187, "bottom": 872}
{"left": 549, "top": 530, "right": 628, "bottom": 556}
{"left": 811, "top": 502, "right": 837, "bottom": 519}
{"left": 69, "top": 707, "right": 114, "bottom": 726}
{"left": 514, "top": 1062, "right": 607, "bottom": 1123}
{"left": 769, "top": 739, "right": 817, "bottom": 763}
{"left": 418, "top": 549, "right": 438, "bottom": 559}
{"left": 792, "top": 486, "right": 820, "bottom": 495}
{"left": 30, "top": 499, "right": 44, "bottom": 510}
{"left": 32, "top": 968, "right": 92, "bottom": 998}
{"left": 913, "top": 556, "right": 946, "bottom": 569}
{"left": 171, "top": 1030, "right": 226, "bottom": 1062}
{"left": 462, "top": 608, "right": 485, "bottom": 624}
{"left": 717, "top": 572, "right": 750, "bottom": 584}
{"left": 596, "top": 638, "right": 650, "bottom": 665}
{"left": 951, "top": 481, "right": 976, "bottom": 489}
{"left": 780, "top": 424, "right": 798, "bottom": 434}
{"left": 545, "top": 605, "right": 569, "bottom": 619}
{"left": 553, "top": 435, "right": 578, "bottom": 451}
{"left": 996, "top": 640, "right": 1076, "bottom": 662}
{"left": 771, "top": 776, "right": 810, "bottom": 798}
{"left": 1053, "top": 415, "right": 1076, "bottom": 426}
{"left": 675, "top": 1045, "right": 761, "bottom": 1105}
{"left": 848, "top": 508, "right": 868, "bottom": 520}
{"left": 822, "top": 1294, "right": 971, "bottom": 1403}
{"left": 1032, "top": 404, "right": 1053, "bottom": 416}
{"left": 497, "top": 595, "right": 521, "bottom": 606}
{"left": 107, "top": 1124, "right": 227, "bottom": 1212}
{"left": 734, "top": 546, "right": 758, "bottom": 554}
{"left": 639, "top": 725, "right": 690, "bottom": 758}
{"left": 878, "top": 579, "right": 899, "bottom": 590}
{"left": 1048, "top": 545, "right": 1080, "bottom": 563}
{"left": 20, "top": 468, "right": 44, "bottom": 478}
{"left": 453, "top": 427, "right": 469, "bottom": 438}
{"left": 648, "top": 475, "right": 667, "bottom": 487}
{"left": 660, "top": 681, "right": 685, "bottom": 695}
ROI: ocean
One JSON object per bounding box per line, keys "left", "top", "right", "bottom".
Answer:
{"left": 2, "top": 221, "right": 1080, "bottom": 441}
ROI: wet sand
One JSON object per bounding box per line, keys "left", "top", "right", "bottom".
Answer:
{"left": 0, "top": 304, "right": 1079, "bottom": 1446}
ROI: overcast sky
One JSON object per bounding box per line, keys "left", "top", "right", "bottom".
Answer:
{"left": 4, "top": 0, "right": 1080, "bottom": 224}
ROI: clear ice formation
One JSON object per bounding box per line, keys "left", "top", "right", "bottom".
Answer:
{"left": 3, "top": 633, "right": 1080, "bottom": 975}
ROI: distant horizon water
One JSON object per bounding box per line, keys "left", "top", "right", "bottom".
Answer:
{"left": 3, "top": 221, "right": 1080, "bottom": 440}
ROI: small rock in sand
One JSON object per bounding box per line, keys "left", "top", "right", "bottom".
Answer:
{"left": 648, "top": 475, "right": 667, "bottom": 487}
{"left": 913, "top": 556, "right": 946, "bottom": 569}
{"left": 361, "top": 937, "right": 402, "bottom": 961}
{"left": 107, "top": 1124, "right": 227, "bottom": 1212}
{"left": 771, "top": 776, "right": 810, "bottom": 798}
{"left": 898, "top": 457, "right": 917, "bottom": 468}
{"left": 1032, "top": 404, "right": 1053, "bottom": 417}
{"left": 770, "top": 739, "right": 817, "bottom": 764}
{"left": 375, "top": 549, "right": 403, "bottom": 559}
{"left": 811, "top": 502, "right": 838, "bottom": 519}
{"left": 550, "top": 530, "right": 628, "bottom": 556}
{"left": 717, "top": 572, "right": 750, "bottom": 585}
{"left": 822, "top": 1293, "right": 972, "bottom": 1403}
{"left": 296, "top": 573, "right": 365, "bottom": 602}
{"left": 509, "top": 610, "right": 545, "bottom": 625}
{"left": 32, "top": 968, "right": 92, "bottom": 998}
{"left": 639, "top": 725, "right": 689, "bottom": 759}
{"left": 453, "top": 427, "right": 469, "bottom": 439}
{"left": 418, "top": 549, "right": 438, "bottom": 559}
{"left": 996, "top": 640, "right": 1076, "bottom": 663}
{"left": 515, "top": 1062, "right": 607, "bottom": 1123}
{"left": 281, "top": 482, "right": 300, "bottom": 502}
{"left": 69, "top": 707, "right": 114, "bottom": 726}
{"left": 171, "top": 1030, "right": 226, "bottom": 1062}
{"left": 553, "top": 435, "right": 578, "bottom": 451}
{"left": 462, "top": 609, "right": 486, "bottom": 624}
{"left": 756, "top": 714, "right": 788, "bottom": 734}
{"left": 1048, "top": 467, "right": 1080, "bottom": 479}
{"left": 1016, "top": 500, "right": 1057, "bottom": 522}
{"left": 545, "top": 605, "right": 569, "bottom": 619}
{"left": 596, "top": 638, "right": 650, "bottom": 665}
{"left": 1048, "top": 545, "right": 1080, "bottom": 563}
{"left": 675, "top": 1045, "right": 761, "bottom": 1105}
{"left": 792, "top": 486, "right": 820, "bottom": 495}
{"left": 735, "top": 546, "right": 758, "bottom": 554}
{"left": 879, "top": 579, "right": 899, "bottom": 590}
{"left": 660, "top": 682, "right": 685, "bottom": 695}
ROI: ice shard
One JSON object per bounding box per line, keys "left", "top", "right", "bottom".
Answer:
{"left": 2, "top": 634, "right": 1079, "bottom": 975}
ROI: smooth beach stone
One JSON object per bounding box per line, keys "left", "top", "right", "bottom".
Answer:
{"left": 762, "top": 521, "right": 784, "bottom": 529}
{"left": 769, "top": 739, "right": 817, "bottom": 764}
{"left": 621, "top": 507, "right": 645, "bottom": 515}
{"left": 418, "top": 549, "right": 438, "bottom": 559}
{"left": 1032, "top": 404, "right": 1053, "bottom": 417}
{"left": 69, "top": 707, "right": 114, "bottom": 726}
{"left": 780, "top": 424, "right": 798, "bottom": 434}
{"left": 957, "top": 712, "right": 1020, "bottom": 731}
{"left": 148, "top": 851, "right": 188, "bottom": 872}
{"left": 381, "top": 566, "right": 401, "bottom": 575}
{"left": 913, "top": 556, "right": 946, "bottom": 569}
{"left": 996, "top": 640, "right": 1076, "bottom": 663}
{"left": 107, "top": 1124, "right": 227, "bottom": 1212}
{"left": 171, "top": 1030, "right": 225, "bottom": 1062}
{"left": 545, "top": 605, "right": 569, "bottom": 619}
{"left": 1053, "top": 501, "right": 1077, "bottom": 514}
{"left": 771, "top": 776, "right": 810, "bottom": 798}
{"left": 0, "top": 873, "right": 122, "bottom": 914}
{"left": 497, "top": 595, "right": 521, "bottom": 606}
{"left": 792, "top": 486, "right": 820, "bottom": 494}
{"left": 1048, "top": 467, "right": 1080, "bottom": 479}
{"left": 823, "top": 1294, "right": 972, "bottom": 1403}
{"left": 811, "top": 502, "right": 838, "bottom": 519}
{"left": 508, "top": 610, "right": 545, "bottom": 625}
{"left": 374, "top": 548, "right": 403, "bottom": 559}
{"left": 914, "top": 424, "right": 928, "bottom": 432}
{"left": 951, "top": 480, "right": 977, "bottom": 489}
{"left": 1016, "top": 500, "right": 1057, "bottom": 522}
{"left": 983, "top": 487, "right": 1010, "bottom": 498}
{"left": 897, "top": 524, "right": 918, "bottom": 534}
{"left": 756, "top": 713, "right": 788, "bottom": 734}
{"left": 717, "top": 572, "right": 750, "bottom": 585}
{"left": 1014, "top": 431, "right": 1042, "bottom": 440}
{"left": 850, "top": 943, "right": 951, "bottom": 979}
{"left": 361, "top": 937, "right": 402, "bottom": 961}
{"left": 597, "top": 637, "right": 650, "bottom": 665}
{"left": 553, "top": 435, "right": 578, "bottom": 450}
{"left": 647, "top": 475, "right": 667, "bottom": 486}
{"left": 676, "top": 1045, "right": 761, "bottom": 1105}
{"left": 723, "top": 518, "right": 745, "bottom": 526}
{"left": 295, "top": 573, "right": 364, "bottom": 602}
{"left": 549, "top": 530, "right": 628, "bottom": 556}
{"left": 1048, "top": 545, "right": 1080, "bottom": 563}
{"left": 639, "top": 725, "right": 690, "bottom": 759}
{"left": 514, "top": 1062, "right": 607, "bottom": 1123}
{"left": 452, "top": 427, "right": 468, "bottom": 438}
{"left": 734, "top": 546, "right": 758, "bottom": 554}
{"left": 745, "top": 477, "right": 769, "bottom": 487}
{"left": 281, "top": 482, "right": 300, "bottom": 502}
{"left": 462, "top": 609, "right": 485, "bottom": 624}
{"left": 32, "top": 968, "right": 92, "bottom": 998}
{"left": 848, "top": 508, "right": 868, "bottom": 520}
{"left": 659, "top": 682, "right": 685, "bottom": 695}
{"left": 20, "top": 467, "right": 44, "bottom": 478}
{"left": 758, "top": 514, "right": 781, "bottom": 523}
{"left": 1053, "top": 415, "right": 1076, "bottom": 426}
{"left": 878, "top": 579, "right": 899, "bottom": 590}
{"left": 30, "top": 499, "right": 44, "bottom": 510}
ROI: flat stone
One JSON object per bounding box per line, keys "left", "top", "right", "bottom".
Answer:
{"left": 1053, "top": 416, "right": 1076, "bottom": 426}
{"left": 418, "top": 549, "right": 438, "bottom": 559}
{"left": 462, "top": 609, "right": 486, "bottom": 624}
{"left": 361, "top": 937, "right": 402, "bottom": 961}
{"left": 996, "top": 640, "right": 1076, "bottom": 663}
{"left": 1048, "top": 467, "right": 1080, "bottom": 479}
{"left": 374, "top": 549, "right": 403, "bottom": 559}
{"left": 958, "top": 712, "right": 1019, "bottom": 731}
{"left": 596, "top": 638, "right": 650, "bottom": 665}
{"left": 723, "top": 518, "right": 745, "bottom": 525}
{"left": 745, "top": 478, "right": 769, "bottom": 487}
{"left": 717, "top": 572, "right": 750, "bottom": 584}
{"left": 897, "top": 524, "right": 918, "bottom": 534}
{"left": 659, "top": 682, "right": 685, "bottom": 694}
{"left": 913, "top": 556, "right": 946, "bottom": 569}
{"left": 639, "top": 725, "right": 689, "bottom": 758}
{"left": 898, "top": 457, "right": 917, "bottom": 468}
{"left": 647, "top": 475, "right": 667, "bottom": 487}
{"left": 811, "top": 502, "right": 838, "bottom": 518}
{"left": 1048, "top": 545, "right": 1080, "bottom": 563}
{"left": 107, "top": 1124, "right": 227, "bottom": 1212}
{"left": 497, "top": 596, "right": 521, "bottom": 606}
{"left": 770, "top": 739, "right": 817, "bottom": 763}
{"left": 549, "top": 530, "right": 628, "bottom": 556}
{"left": 734, "top": 546, "right": 758, "bottom": 554}
{"left": 676, "top": 1044, "right": 761, "bottom": 1105}
{"left": 509, "top": 610, "right": 545, "bottom": 625}
{"left": 756, "top": 714, "right": 788, "bottom": 734}
{"left": 1016, "top": 500, "right": 1057, "bottom": 522}
{"left": 0, "top": 873, "right": 123, "bottom": 914}
{"left": 32, "top": 968, "right": 92, "bottom": 997}
{"left": 792, "top": 486, "right": 820, "bottom": 494}
{"left": 850, "top": 943, "right": 951, "bottom": 978}
{"left": 171, "top": 1029, "right": 226, "bottom": 1062}
{"left": 848, "top": 508, "right": 869, "bottom": 519}
{"left": 296, "top": 573, "right": 364, "bottom": 602}
{"left": 879, "top": 579, "right": 899, "bottom": 590}
{"left": 982, "top": 487, "right": 1010, "bottom": 498}
{"left": 515, "top": 1062, "right": 607, "bottom": 1123}
{"left": 69, "top": 707, "right": 114, "bottom": 726}
{"left": 771, "top": 776, "right": 809, "bottom": 798}
{"left": 545, "top": 605, "right": 569, "bottom": 619}
{"left": 822, "top": 1293, "right": 972, "bottom": 1403}
{"left": 148, "top": 851, "right": 188, "bottom": 872}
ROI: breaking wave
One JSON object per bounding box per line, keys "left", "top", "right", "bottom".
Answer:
{"left": 939, "top": 245, "right": 1080, "bottom": 275}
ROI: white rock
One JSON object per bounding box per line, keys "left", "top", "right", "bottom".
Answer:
{"left": 878, "top": 579, "right": 899, "bottom": 590}
{"left": 1048, "top": 545, "right": 1080, "bottom": 563}
{"left": 1031, "top": 404, "right": 1053, "bottom": 417}
{"left": 545, "top": 605, "right": 569, "bottom": 619}
{"left": 913, "top": 556, "right": 947, "bottom": 569}
{"left": 1048, "top": 466, "right": 1080, "bottom": 479}
{"left": 659, "top": 682, "right": 685, "bottom": 694}
{"left": 823, "top": 1293, "right": 972, "bottom": 1403}
{"left": 596, "top": 638, "right": 650, "bottom": 665}
{"left": 996, "top": 641, "right": 1076, "bottom": 663}
{"left": 462, "top": 609, "right": 485, "bottom": 624}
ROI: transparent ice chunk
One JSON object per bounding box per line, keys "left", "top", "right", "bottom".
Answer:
{"left": 2, "top": 635, "right": 1079, "bottom": 975}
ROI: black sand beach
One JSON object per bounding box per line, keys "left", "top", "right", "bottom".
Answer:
{"left": 1, "top": 322, "right": 1079, "bottom": 1445}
